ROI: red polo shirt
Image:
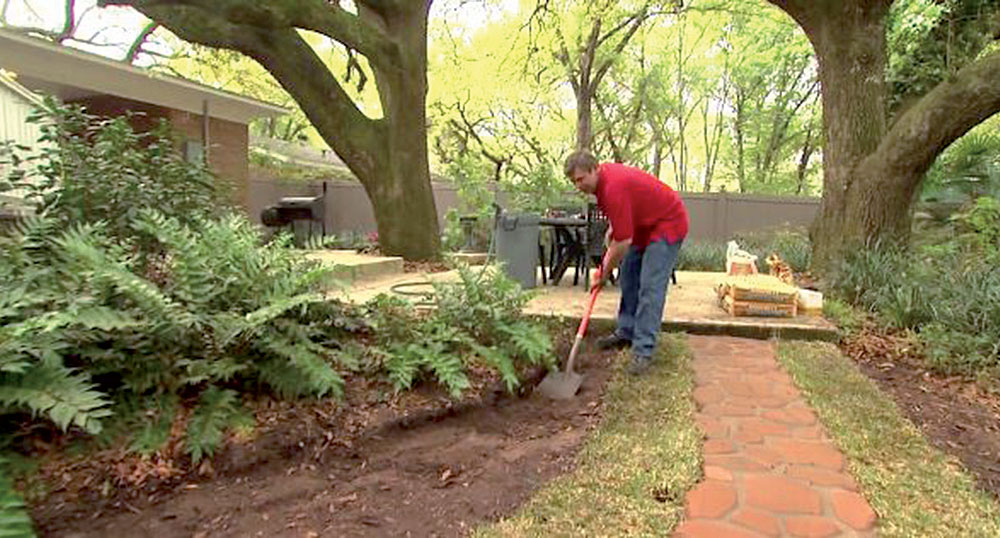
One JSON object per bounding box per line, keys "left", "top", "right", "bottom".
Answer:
{"left": 595, "top": 162, "right": 689, "bottom": 248}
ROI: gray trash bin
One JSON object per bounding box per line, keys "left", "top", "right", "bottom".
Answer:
{"left": 494, "top": 212, "right": 540, "bottom": 289}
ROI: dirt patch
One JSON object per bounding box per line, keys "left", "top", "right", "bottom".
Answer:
{"left": 31, "top": 340, "right": 623, "bottom": 537}
{"left": 842, "top": 326, "right": 1000, "bottom": 498}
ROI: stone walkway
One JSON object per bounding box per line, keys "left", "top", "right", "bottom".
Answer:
{"left": 676, "top": 336, "right": 877, "bottom": 537}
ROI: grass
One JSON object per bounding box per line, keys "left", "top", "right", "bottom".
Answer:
{"left": 776, "top": 340, "right": 1000, "bottom": 537}
{"left": 476, "top": 333, "right": 701, "bottom": 537}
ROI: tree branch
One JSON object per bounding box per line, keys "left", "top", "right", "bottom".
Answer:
{"left": 102, "top": 1, "right": 383, "bottom": 179}
{"left": 869, "top": 50, "right": 1000, "bottom": 186}
{"left": 124, "top": 21, "right": 158, "bottom": 64}
{"left": 591, "top": 13, "right": 647, "bottom": 92}
{"left": 101, "top": 0, "right": 401, "bottom": 71}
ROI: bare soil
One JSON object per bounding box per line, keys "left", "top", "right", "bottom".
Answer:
{"left": 31, "top": 339, "right": 622, "bottom": 537}
{"left": 842, "top": 325, "right": 1000, "bottom": 498}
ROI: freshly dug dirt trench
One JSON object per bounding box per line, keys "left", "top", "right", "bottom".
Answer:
{"left": 35, "top": 340, "right": 623, "bottom": 537}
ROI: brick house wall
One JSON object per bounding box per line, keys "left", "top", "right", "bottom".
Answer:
{"left": 71, "top": 94, "right": 250, "bottom": 208}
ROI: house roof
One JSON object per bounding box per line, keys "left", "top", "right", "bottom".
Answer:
{"left": 0, "top": 28, "right": 287, "bottom": 124}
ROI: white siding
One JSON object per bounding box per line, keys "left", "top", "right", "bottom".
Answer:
{"left": 0, "top": 79, "right": 44, "bottom": 211}
{"left": 0, "top": 81, "right": 42, "bottom": 147}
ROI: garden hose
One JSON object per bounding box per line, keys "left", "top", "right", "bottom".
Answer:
{"left": 388, "top": 203, "right": 501, "bottom": 307}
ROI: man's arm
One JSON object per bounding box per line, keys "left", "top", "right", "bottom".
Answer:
{"left": 594, "top": 237, "right": 631, "bottom": 290}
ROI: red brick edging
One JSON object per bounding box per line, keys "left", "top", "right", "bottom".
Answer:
{"left": 675, "top": 336, "right": 877, "bottom": 537}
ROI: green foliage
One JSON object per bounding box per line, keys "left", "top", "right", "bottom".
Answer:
{"left": 888, "top": 0, "right": 1000, "bottom": 115}
{"left": 364, "top": 266, "right": 554, "bottom": 396}
{"left": 822, "top": 298, "right": 864, "bottom": 334}
{"left": 952, "top": 196, "right": 1000, "bottom": 260}
{"left": 185, "top": 387, "right": 246, "bottom": 464}
{"left": 676, "top": 241, "right": 726, "bottom": 271}
{"left": 920, "top": 323, "right": 999, "bottom": 376}
{"left": 829, "top": 242, "right": 1000, "bottom": 376}
{"left": 0, "top": 458, "right": 34, "bottom": 538}
{"left": 0, "top": 100, "right": 370, "bottom": 472}
{"left": 923, "top": 132, "right": 1000, "bottom": 204}
{"left": 0, "top": 97, "right": 224, "bottom": 240}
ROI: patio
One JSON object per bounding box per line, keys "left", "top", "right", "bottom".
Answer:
{"left": 321, "top": 253, "right": 838, "bottom": 341}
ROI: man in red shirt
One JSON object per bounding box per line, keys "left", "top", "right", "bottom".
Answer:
{"left": 564, "top": 150, "right": 688, "bottom": 375}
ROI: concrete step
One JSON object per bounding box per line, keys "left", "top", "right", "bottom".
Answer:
{"left": 445, "top": 251, "right": 490, "bottom": 265}
{"left": 304, "top": 249, "right": 404, "bottom": 283}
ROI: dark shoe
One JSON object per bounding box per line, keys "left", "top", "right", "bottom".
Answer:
{"left": 597, "top": 333, "right": 631, "bottom": 350}
{"left": 626, "top": 355, "right": 653, "bottom": 376}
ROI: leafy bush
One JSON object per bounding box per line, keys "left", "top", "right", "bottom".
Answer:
{"left": 0, "top": 97, "right": 224, "bottom": 240}
{"left": 829, "top": 242, "right": 1000, "bottom": 376}
{"left": 676, "top": 241, "right": 726, "bottom": 271}
{"left": 822, "top": 298, "right": 863, "bottom": 334}
{"left": 364, "top": 265, "right": 554, "bottom": 396}
{"left": 919, "top": 323, "right": 999, "bottom": 376}
{"left": 952, "top": 196, "right": 1000, "bottom": 261}
{"left": 0, "top": 100, "right": 369, "bottom": 463}
{"left": 0, "top": 211, "right": 362, "bottom": 459}
{"left": 0, "top": 459, "right": 33, "bottom": 538}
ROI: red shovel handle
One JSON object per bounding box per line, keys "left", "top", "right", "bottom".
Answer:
{"left": 576, "top": 251, "right": 612, "bottom": 338}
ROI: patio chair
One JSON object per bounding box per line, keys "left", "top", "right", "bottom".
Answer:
{"left": 583, "top": 203, "right": 616, "bottom": 290}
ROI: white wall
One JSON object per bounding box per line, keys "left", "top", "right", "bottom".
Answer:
{"left": 0, "top": 76, "right": 45, "bottom": 211}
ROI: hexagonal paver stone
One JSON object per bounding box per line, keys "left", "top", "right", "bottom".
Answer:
{"left": 831, "top": 489, "right": 877, "bottom": 531}
{"left": 685, "top": 480, "right": 738, "bottom": 518}
{"left": 744, "top": 474, "right": 822, "bottom": 514}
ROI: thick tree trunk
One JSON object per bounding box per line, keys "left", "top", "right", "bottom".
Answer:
{"left": 796, "top": 2, "right": 892, "bottom": 271}
{"left": 104, "top": 0, "right": 441, "bottom": 261}
{"left": 362, "top": 4, "right": 440, "bottom": 260}
{"left": 769, "top": 0, "right": 1000, "bottom": 272}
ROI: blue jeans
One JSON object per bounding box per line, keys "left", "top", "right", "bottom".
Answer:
{"left": 615, "top": 239, "right": 682, "bottom": 360}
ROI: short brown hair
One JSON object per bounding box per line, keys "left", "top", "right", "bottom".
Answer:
{"left": 563, "top": 150, "right": 598, "bottom": 178}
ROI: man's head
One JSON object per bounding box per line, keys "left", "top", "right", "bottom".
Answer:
{"left": 564, "top": 150, "right": 599, "bottom": 194}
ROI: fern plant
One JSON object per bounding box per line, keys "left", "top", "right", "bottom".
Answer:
{"left": 0, "top": 460, "right": 34, "bottom": 538}
{"left": 363, "top": 264, "right": 553, "bottom": 397}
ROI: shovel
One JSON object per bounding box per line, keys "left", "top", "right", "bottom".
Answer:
{"left": 537, "top": 257, "right": 609, "bottom": 399}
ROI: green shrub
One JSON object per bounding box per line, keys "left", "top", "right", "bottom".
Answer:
{"left": 822, "top": 298, "right": 863, "bottom": 334}
{"left": 364, "top": 266, "right": 553, "bottom": 396}
{"left": 0, "top": 457, "right": 33, "bottom": 538}
{"left": 0, "top": 97, "right": 224, "bottom": 240}
{"left": 952, "top": 196, "right": 1000, "bottom": 261}
{"left": 919, "top": 323, "right": 999, "bottom": 376}
{"left": 676, "top": 241, "right": 726, "bottom": 271}
{"left": 830, "top": 242, "right": 1000, "bottom": 377}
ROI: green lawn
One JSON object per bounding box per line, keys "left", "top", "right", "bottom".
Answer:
{"left": 476, "top": 333, "right": 701, "bottom": 537}
{"left": 777, "top": 340, "right": 1000, "bottom": 537}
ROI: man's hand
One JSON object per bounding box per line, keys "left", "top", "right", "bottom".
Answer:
{"left": 590, "top": 265, "right": 606, "bottom": 293}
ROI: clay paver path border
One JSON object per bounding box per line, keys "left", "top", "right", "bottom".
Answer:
{"left": 675, "top": 335, "right": 878, "bottom": 537}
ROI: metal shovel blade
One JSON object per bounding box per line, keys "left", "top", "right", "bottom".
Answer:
{"left": 537, "top": 370, "right": 584, "bottom": 400}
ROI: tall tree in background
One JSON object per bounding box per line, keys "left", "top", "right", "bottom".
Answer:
{"left": 769, "top": 0, "right": 1000, "bottom": 270}
{"left": 101, "top": 0, "right": 441, "bottom": 260}
{"left": 529, "top": 0, "right": 682, "bottom": 150}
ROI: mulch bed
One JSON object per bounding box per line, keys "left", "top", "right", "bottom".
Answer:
{"left": 841, "top": 324, "right": 1000, "bottom": 498}
{"left": 29, "top": 336, "right": 623, "bottom": 537}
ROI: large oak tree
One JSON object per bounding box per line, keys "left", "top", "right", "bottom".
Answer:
{"left": 101, "top": 0, "right": 440, "bottom": 260}
{"left": 769, "top": 0, "right": 1000, "bottom": 270}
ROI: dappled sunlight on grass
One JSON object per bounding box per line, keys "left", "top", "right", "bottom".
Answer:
{"left": 777, "top": 341, "right": 1000, "bottom": 537}
{"left": 477, "top": 333, "right": 701, "bottom": 537}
